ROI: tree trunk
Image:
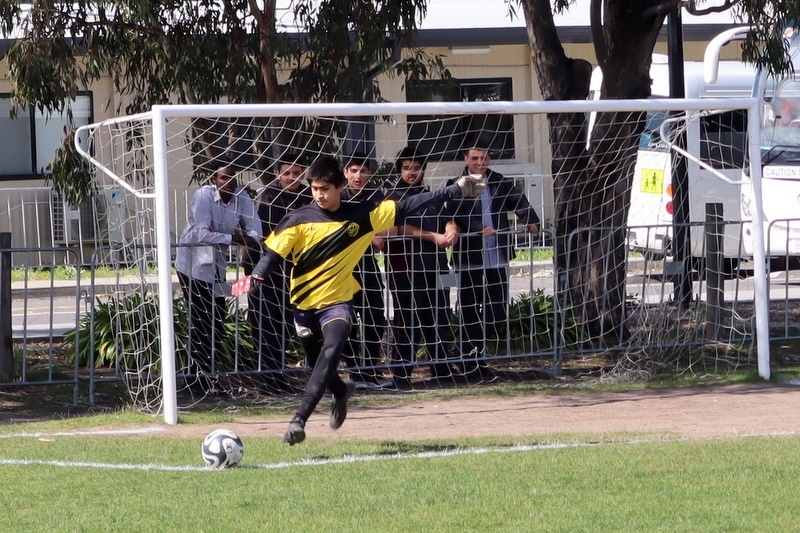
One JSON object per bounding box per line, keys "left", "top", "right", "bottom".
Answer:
{"left": 520, "top": 0, "right": 667, "bottom": 344}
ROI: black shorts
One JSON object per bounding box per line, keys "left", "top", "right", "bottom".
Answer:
{"left": 293, "top": 302, "right": 355, "bottom": 338}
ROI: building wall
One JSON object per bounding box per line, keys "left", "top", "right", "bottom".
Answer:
{"left": 0, "top": 32, "right": 748, "bottom": 253}
{"left": 375, "top": 38, "right": 741, "bottom": 225}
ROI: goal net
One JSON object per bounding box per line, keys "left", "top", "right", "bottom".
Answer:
{"left": 73, "top": 98, "right": 769, "bottom": 424}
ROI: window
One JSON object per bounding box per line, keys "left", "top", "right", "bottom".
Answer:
{"left": 406, "top": 78, "right": 514, "bottom": 161}
{"left": 0, "top": 94, "right": 92, "bottom": 179}
{"left": 638, "top": 110, "right": 669, "bottom": 150}
{"left": 699, "top": 109, "right": 748, "bottom": 170}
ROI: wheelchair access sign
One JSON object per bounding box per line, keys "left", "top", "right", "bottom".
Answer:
{"left": 640, "top": 168, "right": 664, "bottom": 194}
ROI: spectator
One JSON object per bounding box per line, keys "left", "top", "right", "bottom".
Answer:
{"left": 446, "top": 134, "right": 540, "bottom": 381}
{"left": 175, "top": 160, "right": 261, "bottom": 394}
{"left": 232, "top": 155, "right": 486, "bottom": 445}
{"left": 339, "top": 151, "right": 392, "bottom": 388}
{"left": 772, "top": 94, "right": 800, "bottom": 126}
{"left": 242, "top": 154, "right": 311, "bottom": 394}
{"left": 384, "top": 145, "right": 463, "bottom": 388}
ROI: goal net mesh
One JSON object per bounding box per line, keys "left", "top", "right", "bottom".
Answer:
{"left": 73, "top": 99, "right": 764, "bottom": 416}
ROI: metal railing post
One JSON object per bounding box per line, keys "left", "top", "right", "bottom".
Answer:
{"left": 704, "top": 204, "right": 724, "bottom": 340}
{"left": 0, "top": 233, "right": 12, "bottom": 381}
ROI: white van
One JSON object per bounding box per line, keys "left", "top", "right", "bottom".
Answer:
{"left": 589, "top": 54, "right": 757, "bottom": 259}
{"left": 742, "top": 27, "right": 800, "bottom": 258}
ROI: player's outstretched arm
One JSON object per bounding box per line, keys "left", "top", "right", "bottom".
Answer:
{"left": 394, "top": 174, "right": 486, "bottom": 224}
{"left": 231, "top": 275, "right": 256, "bottom": 296}
{"left": 231, "top": 248, "right": 281, "bottom": 296}
{"left": 454, "top": 174, "right": 487, "bottom": 198}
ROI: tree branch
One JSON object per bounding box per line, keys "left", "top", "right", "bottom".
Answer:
{"left": 248, "top": 0, "right": 281, "bottom": 103}
{"left": 685, "top": 0, "right": 740, "bottom": 16}
{"left": 590, "top": 0, "right": 606, "bottom": 69}
{"left": 642, "top": 0, "right": 683, "bottom": 20}
{"left": 144, "top": 5, "right": 173, "bottom": 57}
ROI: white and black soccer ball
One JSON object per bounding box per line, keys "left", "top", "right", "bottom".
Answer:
{"left": 201, "top": 429, "right": 244, "bottom": 468}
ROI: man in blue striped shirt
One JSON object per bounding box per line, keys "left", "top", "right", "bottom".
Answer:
{"left": 175, "top": 160, "right": 261, "bottom": 394}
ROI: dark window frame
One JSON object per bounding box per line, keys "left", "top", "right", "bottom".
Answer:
{"left": 699, "top": 109, "right": 748, "bottom": 170}
{"left": 0, "top": 92, "right": 94, "bottom": 181}
{"left": 406, "top": 77, "right": 515, "bottom": 161}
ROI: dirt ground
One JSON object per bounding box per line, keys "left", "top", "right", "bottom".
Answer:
{"left": 157, "top": 383, "right": 800, "bottom": 442}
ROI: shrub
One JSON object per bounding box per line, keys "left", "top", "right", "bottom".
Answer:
{"left": 64, "top": 291, "right": 252, "bottom": 371}
{"left": 495, "top": 289, "right": 582, "bottom": 354}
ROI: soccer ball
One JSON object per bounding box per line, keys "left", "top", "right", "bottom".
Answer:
{"left": 201, "top": 429, "right": 244, "bottom": 468}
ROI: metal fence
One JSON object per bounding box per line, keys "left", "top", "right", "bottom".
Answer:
{"left": 6, "top": 213, "right": 800, "bottom": 406}
{"left": 0, "top": 185, "right": 200, "bottom": 268}
{"left": 1, "top": 240, "right": 82, "bottom": 404}
{"left": 0, "top": 176, "right": 545, "bottom": 268}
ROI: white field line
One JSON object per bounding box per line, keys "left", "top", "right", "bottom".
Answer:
{"left": 0, "top": 427, "right": 166, "bottom": 439}
{"left": 0, "top": 458, "right": 210, "bottom": 472}
{"left": 0, "top": 431, "right": 797, "bottom": 473}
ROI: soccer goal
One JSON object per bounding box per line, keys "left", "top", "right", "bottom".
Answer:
{"left": 74, "top": 97, "right": 769, "bottom": 425}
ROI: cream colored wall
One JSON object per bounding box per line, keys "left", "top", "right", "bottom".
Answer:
{"left": 376, "top": 44, "right": 545, "bottom": 187}
{"left": 377, "top": 39, "right": 746, "bottom": 226}
{"left": 654, "top": 40, "right": 743, "bottom": 61}
{"left": 0, "top": 34, "right": 748, "bottom": 243}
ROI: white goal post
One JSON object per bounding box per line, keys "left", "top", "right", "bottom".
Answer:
{"left": 75, "top": 97, "right": 769, "bottom": 425}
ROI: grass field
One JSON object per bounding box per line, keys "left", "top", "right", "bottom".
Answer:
{"left": 0, "top": 425, "right": 798, "bottom": 532}
{"left": 3, "top": 371, "right": 800, "bottom": 531}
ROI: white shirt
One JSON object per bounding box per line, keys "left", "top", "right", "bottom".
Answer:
{"left": 174, "top": 185, "right": 260, "bottom": 283}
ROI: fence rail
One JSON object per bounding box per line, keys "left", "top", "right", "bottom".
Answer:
{"left": 0, "top": 177, "right": 545, "bottom": 269}
{"left": 1, "top": 241, "right": 81, "bottom": 404}
{"left": 5, "top": 212, "right": 800, "bottom": 405}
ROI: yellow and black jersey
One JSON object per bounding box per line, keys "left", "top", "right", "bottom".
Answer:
{"left": 265, "top": 200, "right": 398, "bottom": 311}
{"left": 252, "top": 182, "right": 461, "bottom": 311}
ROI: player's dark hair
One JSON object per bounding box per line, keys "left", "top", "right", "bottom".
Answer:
{"left": 306, "top": 155, "right": 346, "bottom": 187}
{"left": 209, "top": 158, "right": 235, "bottom": 182}
{"left": 273, "top": 152, "right": 304, "bottom": 173}
{"left": 462, "top": 132, "right": 493, "bottom": 155}
{"left": 394, "top": 145, "right": 427, "bottom": 174}
{"left": 343, "top": 150, "right": 374, "bottom": 171}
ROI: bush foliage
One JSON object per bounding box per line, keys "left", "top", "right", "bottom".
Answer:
{"left": 64, "top": 289, "right": 579, "bottom": 371}
{"left": 63, "top": 291, "right": 252, "bottom": 372}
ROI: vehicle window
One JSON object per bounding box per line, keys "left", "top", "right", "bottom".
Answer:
{"left": 700, "top": 109, "right": 748, "bottom": 169}
{"left": 639, "top": 110, "right": 668, "bottom": 149}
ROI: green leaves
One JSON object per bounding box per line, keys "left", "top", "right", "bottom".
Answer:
{"left": 8, "top": 37, "right": 82, "bottom": 117}
{"left": 5, "top": 0, "right": 441, "bottom": 112}
{"left": 1, "top": 0, "right": 447, "bottom": 198}
{"left": 287, "top": 0, "right": 438, "bottom": 104}
{"left": 63, "top": 291, "right": 252, "bottom": 373}
{"left": 48, "top": 129, "right": 94, "bottom": 205}
{"left": 496, "top": 289, "right": 583, "bottom": 354}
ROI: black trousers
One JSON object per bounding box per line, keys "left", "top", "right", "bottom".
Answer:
{"left": 178, "top": 272, "right": 227, "bottom": 375}
{"left": 294, "top": 312, "right": 351, "bottom": 421}
{"left": 456, "top": 267, "right": 509, "bottom": 358}
{"left": 389, "top": 270, "right": 456, "bottom": 378}
{"left": 342, "top": 269, "right": 386, "bottom": 373}
{"left": 247, "top": 269, "right": 293, "bottom": 372}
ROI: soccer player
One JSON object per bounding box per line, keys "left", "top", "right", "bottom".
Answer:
{"left": 232, "top": 155, "right": 486, "bottom": 445}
